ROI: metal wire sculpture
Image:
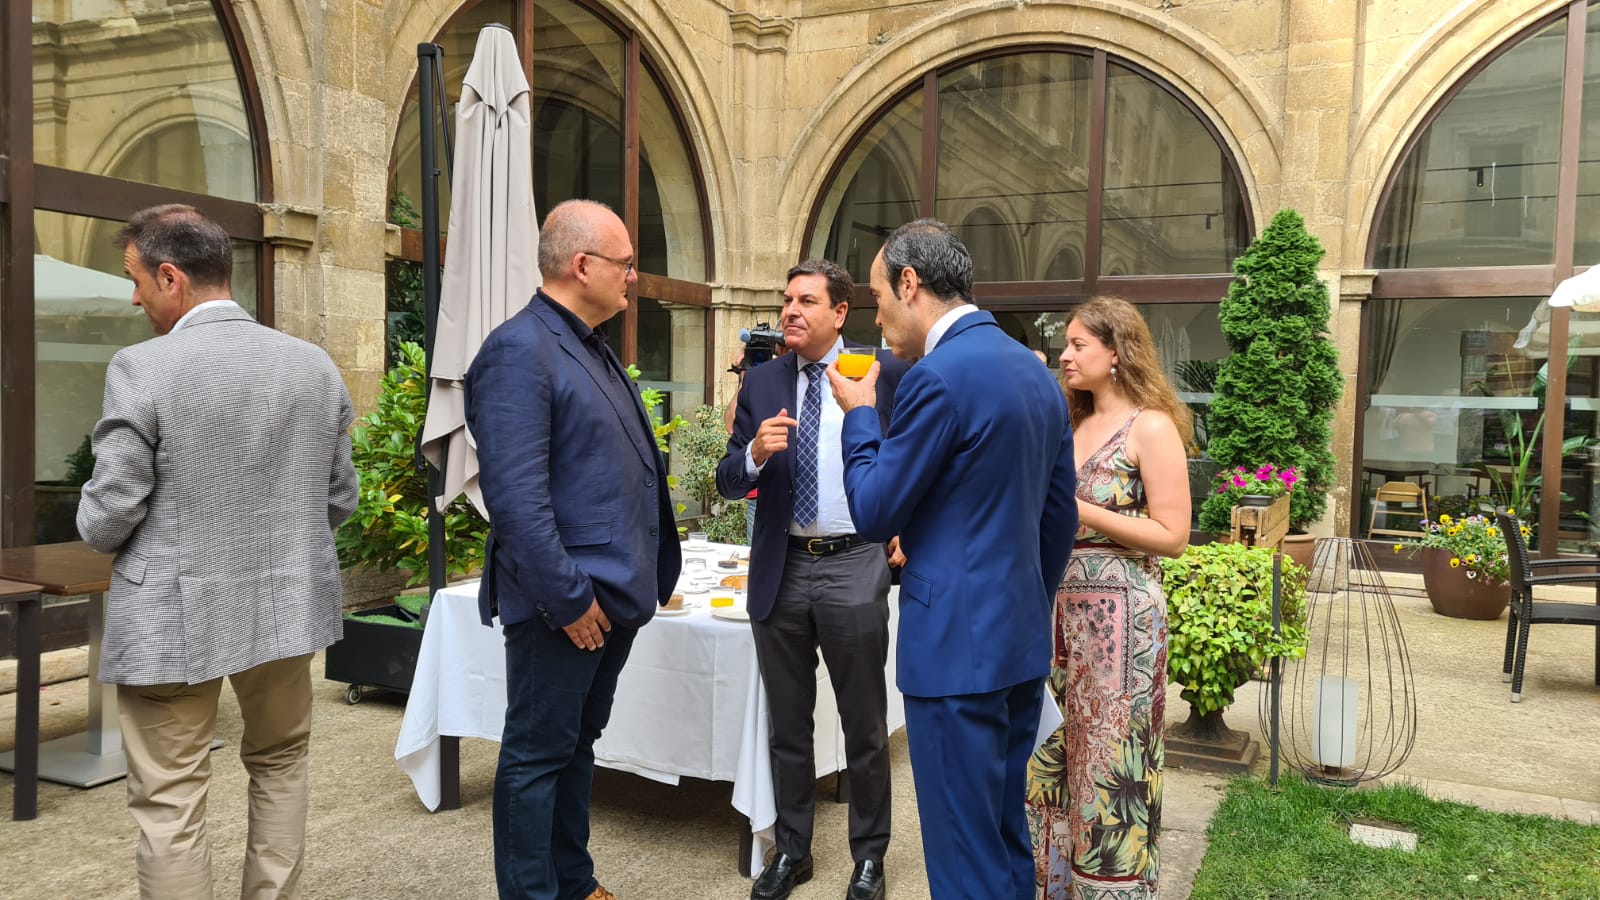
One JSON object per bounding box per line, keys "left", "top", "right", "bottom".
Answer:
{"left": 1261, "top": 537, "right": 1418, "bottom": 785}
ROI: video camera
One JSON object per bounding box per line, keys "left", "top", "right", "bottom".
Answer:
{"left": 731, "top": 323, "right": 784, "bottom": 374}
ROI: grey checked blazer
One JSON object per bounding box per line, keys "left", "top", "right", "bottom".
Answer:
{"left": 77, "top": 303, "right": 359, "bottom": 686}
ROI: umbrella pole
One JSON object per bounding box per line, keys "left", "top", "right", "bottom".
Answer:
{"left": 418, "top": 42, "right": 449, "bottom": 618}
{"left": 417, "top": 41, "right": 461, "bottom": 813}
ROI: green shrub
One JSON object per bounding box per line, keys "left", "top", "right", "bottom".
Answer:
{"left": 1200, "top": 209, "right": 1342, "bottom": 533}
{"left": 337, "top": 341, "right": 488, "bottom": 586}
{"left": 1161, "top": 542, "right": 1309, "bottom": 717}
{"left": 670, "top": 404, "right": 748, "bottom": 545}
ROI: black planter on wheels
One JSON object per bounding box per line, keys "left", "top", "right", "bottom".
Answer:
{"left": 324, "top": 606, "right": 426, "bottom": 704}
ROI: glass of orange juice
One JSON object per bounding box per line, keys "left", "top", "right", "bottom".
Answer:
{"left": 837, "top": 351, "right": 875, "bottom": 380}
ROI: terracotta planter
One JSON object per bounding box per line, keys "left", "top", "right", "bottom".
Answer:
{"left": 1419, "top": 547, "right": 1510, "bottom": 620}
{"left": 1281, "top": 532, "right": 1317, "bottom": 571}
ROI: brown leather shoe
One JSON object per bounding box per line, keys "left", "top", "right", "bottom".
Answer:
{"left": 586, "top": 887, "right": 618, "bottom": 900}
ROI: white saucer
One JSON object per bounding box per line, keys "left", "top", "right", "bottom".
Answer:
{"left": 656, "top": 606, "right": 692, "bottom": 617}
{"left": 711, "top": 606, "right": 750, "bottom": 622}
{"left": 684, "top": 541, "right": 713, "bottom": 552}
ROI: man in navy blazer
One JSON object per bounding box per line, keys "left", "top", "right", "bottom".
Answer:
{"left": 716, "top": 260, "right": 908, "bottom": 900}
{"left": 827, "top": 220, "right": 1077, "bottom": 900}
{"left": 466, "top": 199, "right": 681, "bottom": 900}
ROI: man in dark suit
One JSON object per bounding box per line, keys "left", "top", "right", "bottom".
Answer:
{"left": 715, "top": 260, "right": 908, "bottom": 900}
{"left": 826, "top": 220, "right": 1077, "bottom": 900}
{"left": 466, "top": 199, "right": 681, "bottom": 900}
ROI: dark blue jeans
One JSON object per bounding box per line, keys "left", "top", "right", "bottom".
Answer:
{"left": 493, "top": 617, "right": 637, "bottom": 900}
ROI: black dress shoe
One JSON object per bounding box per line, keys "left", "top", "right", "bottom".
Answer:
{"left": 845, "top": 859, "right": 885, "bottom": 900}
{"left": 751, "top": 852, "right": 813, "bottom": 900}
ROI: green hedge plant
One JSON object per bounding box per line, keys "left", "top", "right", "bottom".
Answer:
{"left": 1161, "top": 541, "right": 1309, "bottom": 742}
{"left": 1200, "top": 209, "right": 1342, "bottom": 534}
{"left": 670, "top": 404, "right": 748, "bottom": 545}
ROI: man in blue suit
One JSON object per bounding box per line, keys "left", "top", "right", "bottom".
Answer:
{"left": 715, "top": 260, "right": 908, "bottom": 900}
{"left": 826, "top": 219, "right": 1077, "bottom": 899}
{"left": 466, "top": 199, "right": 681, "bottom": 900}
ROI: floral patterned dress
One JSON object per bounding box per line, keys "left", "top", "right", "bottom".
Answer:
{"left": 1027, "top": 409, "right": 1167, "bottom": 899}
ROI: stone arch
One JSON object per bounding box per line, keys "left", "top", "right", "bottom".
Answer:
{"left": 1346, "top": 0, "right": 1571, "bottom": 269}
{"left": 383, "top": 0, "right": 733, "bottom": 276}
{"left": 777, "top": 0, "right": 1278, "bottom": 255}
{"left": 224, "top": 0, "right": 315, "bottom": 206}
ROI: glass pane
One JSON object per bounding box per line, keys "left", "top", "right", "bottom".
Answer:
{"left": 637, "top": 297, "right": 707, "bottom": 512}
{"left": 1359, "top": 298, "right": 1547, "bottom": 540}
{"left": 1574, "top": 13, "right": 1600, "bottom": 265}
{"left": 1558, "top": 305, "right": 1600, "bottom": 551}
{"left": 1103, "top": 64, "right": 1248, "bottom": 275}
{"left": 1373, "top": 19, "right": 1566, "bottom": 268}
{"left": 809, "top": 91, "right": 922, "bottom": 284}
{"left": 390, "top": 1, "right": 517, "bottom": 230}
{"left": 34, "top": 210, "right": 260, "bottom": 543}
{"left": 33, "top": 1, "right": 257, "bottom": 201}
{"left": 533, "top": 0, "right": 625, "bottom": 219}
{"left": 639, "top": 66, "right": 706, "bottom": 280}
{"left": 935, "top": 54, "right": 1091, "bottom": 282}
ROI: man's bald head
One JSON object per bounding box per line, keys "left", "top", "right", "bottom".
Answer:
{"left": 539, "top": 199, "right": 621, "bottom": 280}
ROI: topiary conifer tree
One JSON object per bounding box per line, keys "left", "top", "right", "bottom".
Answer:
{"left": 1199, "top": 209, "right": 1342, "bottom": 534}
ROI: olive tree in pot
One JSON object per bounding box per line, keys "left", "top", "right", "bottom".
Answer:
{"left": 668, "top": 404, "right": 748, "bottom": 545}
{"left": 1198, "top": 209, "right": 1341, "bottom": 554}
{"left": 1161, "top": 542, "right": 1309, "bottom": 746}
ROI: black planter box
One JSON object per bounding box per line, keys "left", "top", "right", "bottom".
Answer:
{"left": 324, "top": 605, "right": 424, "bottom": 701}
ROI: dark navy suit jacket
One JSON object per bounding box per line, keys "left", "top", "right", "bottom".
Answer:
{"left": 465, "top": 292, "right": 681, "bottom": 630}
{"left": 714, "top": 342, "right": 908, "bottom": 621}
{"left": 839, "top": 311, "right": 1077, "bottom": 698}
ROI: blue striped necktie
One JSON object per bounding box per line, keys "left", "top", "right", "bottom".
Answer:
{"left": 793, "top": 362, "right": 824, "bottom": 527}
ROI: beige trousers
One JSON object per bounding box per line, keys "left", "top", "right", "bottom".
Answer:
{"left": 117, "top": 653, "right": 314, "bottom": 900}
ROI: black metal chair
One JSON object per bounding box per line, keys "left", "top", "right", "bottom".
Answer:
{"left": 1497, "top": 511, "right": 1600, "bottom": 702}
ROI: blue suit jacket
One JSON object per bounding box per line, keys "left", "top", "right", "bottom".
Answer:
{"left": 465, "top": 293, "right": 682, "bottom": 631}
{"left": 839, "top": 311, "right": 1077, "bottom": 698}
{"left": 714, "top": 343, "right": 907, "bottom": 621}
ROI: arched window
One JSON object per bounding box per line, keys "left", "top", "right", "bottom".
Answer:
{"left": 0, "top": 0, "right": 269, "bottom": 546}
{"left": 389, "top": 0, "right": 714, "bottom": 429}
{"left": 808, "top": 48, "right": 1249, "bottom": 520}
{"left": 1363, "top": 3, "right": 1600, "bottom": 555}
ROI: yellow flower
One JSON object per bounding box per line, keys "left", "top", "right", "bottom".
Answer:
{"left": 1450, "top": 557, "right": 1461, "bottom": 568}
{"left": 1465, "top": 554, "right": 1476, "bottom": 564}
{"left": 1393, "top": 543, "right": 1403, "bottom": 553}
{"left": 1506, "top": 508, "right": 1516, "bottom": 516}
{"left": 1439, "top": 514, "right": 1453, "bottom": 524}
{"left": 1521, "top": 526, "right": 1532, "bottom": 537}
{"left": 1486, "top": 527, "right": 1497, "bottom": 538}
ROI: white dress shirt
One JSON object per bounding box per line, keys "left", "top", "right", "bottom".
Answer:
{"left": 746, "top": 336, "right": 857, "bottom": 537}
{"left": 170, "top": 299, "right": 241, "bottom": 333}
{"left": 924, "top": 303, "right": 981, "bottom": 357}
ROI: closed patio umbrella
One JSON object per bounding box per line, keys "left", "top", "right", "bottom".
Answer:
{"left": 419, "top": 24, "right": 540, "bottom": 517}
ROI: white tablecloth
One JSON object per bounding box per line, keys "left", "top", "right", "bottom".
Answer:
{"left": 394, "top": 542, "right": 903, "bottom": 873}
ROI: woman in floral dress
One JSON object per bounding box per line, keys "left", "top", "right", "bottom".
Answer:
{"left": 1028, "top": 297, "right": 1193, "bottom": 898}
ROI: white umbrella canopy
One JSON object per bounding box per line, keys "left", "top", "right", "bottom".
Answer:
{"left": 419, "top": 24, "right": 541, "bottom": 517}
{"left": 34, "top": 254, "right": 141, "bottom": 316}
{"left": 1515, "top": 267, "right": 1600, "bottom": 357}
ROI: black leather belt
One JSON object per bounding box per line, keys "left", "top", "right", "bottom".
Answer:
{"left": 787, "top": 534, "right": 866, "bottom": 556}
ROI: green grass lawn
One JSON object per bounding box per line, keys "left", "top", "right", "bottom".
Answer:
{"left": 1191, "top": 776, "right": 1600, "bottom": 898}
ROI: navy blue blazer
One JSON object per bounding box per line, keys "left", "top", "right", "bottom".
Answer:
{"left": 839, "top": 311, "right": 1077, "bottom": 698}
{"left": 465, "top": 293, "right": 682, "bottom": 631}
{"left": 715, "top": 342, "right": 907, "bottom": 621}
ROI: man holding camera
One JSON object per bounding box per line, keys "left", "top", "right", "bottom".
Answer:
{"left": 715, "top": 260, "right": 908, "bottom": 900}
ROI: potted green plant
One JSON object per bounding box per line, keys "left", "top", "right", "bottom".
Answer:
{"left": 1391, "top": 511, "right": 1517, "bottom": 620}
{"left": 1161, "top": 542, "right": 1309, "bottom": 746}
{"left": 1201, "top": 209, "right": 1341, "bottom": 556}
{"left": 668, "top": 404, "right": 748, "bottom": 546}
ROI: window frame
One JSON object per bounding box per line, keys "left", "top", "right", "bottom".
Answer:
{"left": 1362, "top": 1, "right": 1591, "bottom": 556}
{"left": 805, "top": 46, "right": 1254, "bottom": 312}
{"left": 0, "top": 0, "right": 272, "bottom": 546}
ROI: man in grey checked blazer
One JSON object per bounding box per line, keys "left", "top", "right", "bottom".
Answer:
{"left": 77, "top": 204, "right": 358, "bottom": 899}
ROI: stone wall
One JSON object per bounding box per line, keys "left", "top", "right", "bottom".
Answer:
{"left": 219, "top": 0, "right": 1570, "bottom": 534}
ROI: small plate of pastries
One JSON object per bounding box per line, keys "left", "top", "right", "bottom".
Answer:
{"left": 718, "top": 574, "right": 748, "bottom": 590}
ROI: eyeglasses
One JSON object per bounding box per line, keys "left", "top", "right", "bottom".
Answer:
{"left": 582, "top": 250, "right": 636, "bottom": 276}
